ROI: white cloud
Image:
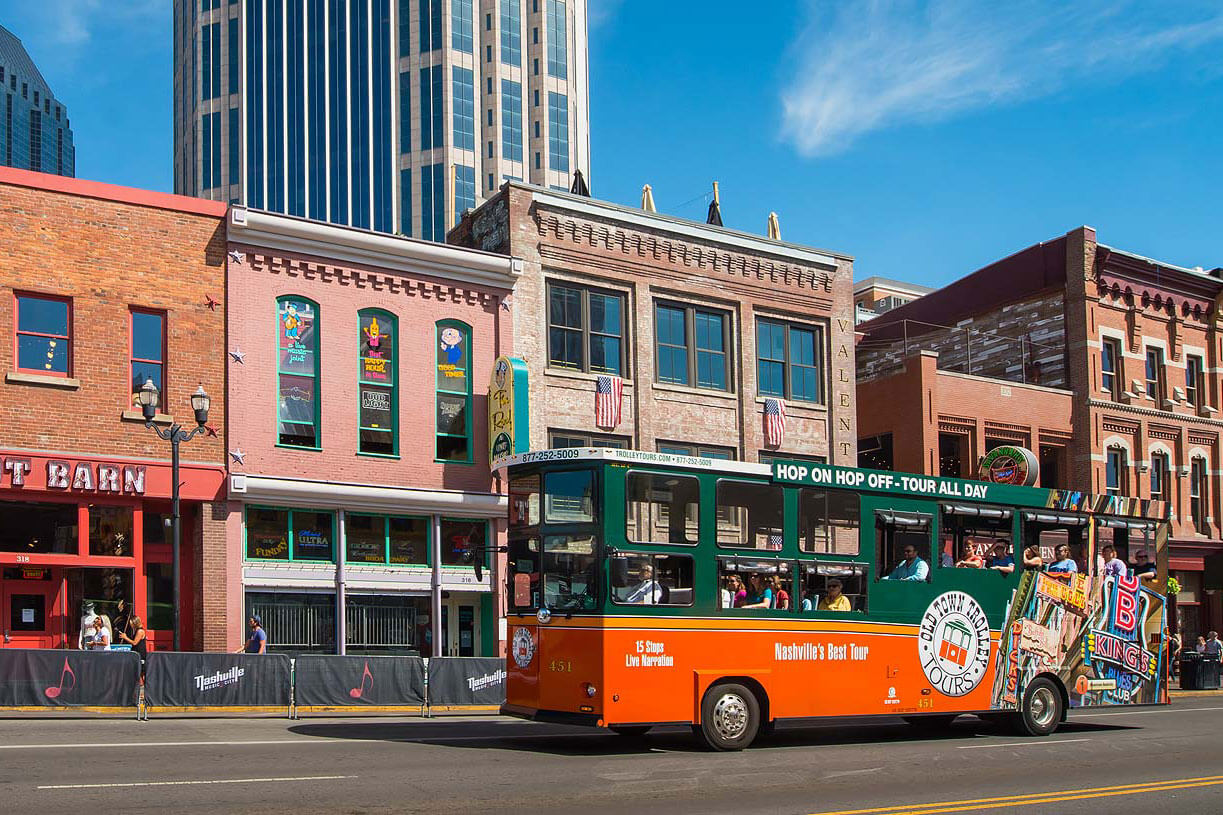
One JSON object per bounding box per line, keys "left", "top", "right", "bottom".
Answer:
{"left": 780, "top": 0, "right": 1223, "bottom": 157}
{"left": 589, "top": 0, "right": 625, "bottom": 29}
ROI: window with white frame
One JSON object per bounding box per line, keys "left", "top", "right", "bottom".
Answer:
{"left": 1105, "top": 447, "right": 1127, "bottom": 496}
{"left": 1101, "top": 338, "right": 1120, "bottom": 399}
{"left": 1191, "top": 457, "right": 1208, "bottom": 534}
{"left": 1150, "top": 452, "right": 1169, "bottom": 502}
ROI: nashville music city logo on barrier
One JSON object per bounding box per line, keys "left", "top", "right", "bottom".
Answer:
{"left": 917, "top": 591, "right": 990, "bottom": 697}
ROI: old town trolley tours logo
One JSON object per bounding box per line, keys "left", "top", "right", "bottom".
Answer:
{"left": 918, "top": 591, "right": 991, "bottom": 696}
{"left": 512, "top": 626, "right": 536, "bottom": 669}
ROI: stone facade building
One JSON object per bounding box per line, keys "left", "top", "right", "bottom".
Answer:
{"left": 0, "top": 167, "right": 227, "bottom": 651}
{"left": 451, "top": 183, "right": 857, "bottom": 466}
{"left": 857, "top": 226, "right": 1223, "bottom": 641}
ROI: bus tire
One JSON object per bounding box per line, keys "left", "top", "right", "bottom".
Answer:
{"left": 1013, "top": 677, "right": 1062, "bottom": 737}
{"left": 697, "top": 682, "right": 760, "bottom": 751}
{"left": 609, "top": 725, "right": 651, "bottom": 737}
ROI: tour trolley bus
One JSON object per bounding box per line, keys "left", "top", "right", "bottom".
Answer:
{"left": 498, "top": 448, "right": 1170, "bottom": 750}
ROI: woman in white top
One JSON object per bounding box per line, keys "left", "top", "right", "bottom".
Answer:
{"left": 86, "top": 617, "right": 110, "bottom": 650}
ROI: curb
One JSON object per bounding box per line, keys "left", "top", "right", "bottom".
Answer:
{"left": 1169, "top": 690, "right": 1222, "bottom": 698}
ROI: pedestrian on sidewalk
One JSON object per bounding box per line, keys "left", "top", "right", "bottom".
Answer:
{"left": 237, "top": 615, "right": 267, "bottom": 654}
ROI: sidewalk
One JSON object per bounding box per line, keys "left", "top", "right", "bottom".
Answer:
{"left": 1170, "top": 688, "right": 1221, "bottom": 698}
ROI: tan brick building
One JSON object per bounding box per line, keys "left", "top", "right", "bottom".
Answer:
{"left": 451, "top": 183, "right": 857, "bottom": 465}
{"left": 857, "top": 226, "right": 1223, "bottom": 640}
{"left": 0, "top": 167, "right": 228, "bottom": 651}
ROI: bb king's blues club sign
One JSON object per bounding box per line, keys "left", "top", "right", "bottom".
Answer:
{"left": 990, "top": 568, "right": 1166, "bottom": 710}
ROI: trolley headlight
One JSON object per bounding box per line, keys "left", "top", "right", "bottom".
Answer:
{"left": 583, "top": 682, "right": 597, "bottom": 697}
{"left": 536, "top": 607, "right": 552, "bottom": 624}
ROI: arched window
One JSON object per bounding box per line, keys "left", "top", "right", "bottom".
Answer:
{"left": 435, "top": 319, "right": 472, "bottom": 462}
{"left": 276, "top": 295, "right": 320, "bottom": 448}
{"left": 358, "top": 309, "right": 397, "bottom": 456}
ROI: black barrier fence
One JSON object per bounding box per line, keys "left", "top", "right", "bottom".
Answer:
{"left": 144, "top": 652, "right": 292, "bottom": 708}
{"left": 294, "top": 654, "right": 425, "bottom": 708}
{"left": 0, "top": 649, "right": 140, "bottom": 707}
{"left": 427, "top": 657, "right": 506, "bottom": 707}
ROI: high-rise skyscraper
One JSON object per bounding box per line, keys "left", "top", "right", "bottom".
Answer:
{"left": 173, "top": 1, "right": 589, "bottom": 240}
{"left": 0, "top": 25, "right": 75, "bottom": 177}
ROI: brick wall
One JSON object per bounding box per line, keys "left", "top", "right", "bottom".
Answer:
{"left": 454, "top": 185, "right": 858, "bottom": 464}
{"left": 858, "top": 291, "right": 1067, "bottom": 388}
{"left": 0, "top": 170, "right": 227, "bottom": 466}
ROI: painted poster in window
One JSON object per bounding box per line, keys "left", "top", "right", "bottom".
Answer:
{"left": 247, "top": 510, "right": 289, "bottom": 559}
{"left": 293, "top": 513, "right": 333, "bottom": 560}
{"left": 437, "top": 394, "right": 468, "bottom": 435}
{"left": 390, "top": 517, "right": 427, "bottom": 564}
{"left": 278, "top": 300, "right": 316, "bottom": 374}
{"left": 360, "top": 386, "right": 393, "bottom": 430}
{"left": 278, "top": 375, "right": 316, "bottom": 425}
{"left": 437, "top": 324, "right": 468, "bottom": 390}
{"left": 360, "top": 313, "right": 394, "bottom": 384}
{"left": 441, "top": 519, "right": 486, "bottom": 566}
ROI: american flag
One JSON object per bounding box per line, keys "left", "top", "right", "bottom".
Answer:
{"left": 595, "top": 375, "right": 623, "bottom": 428}
{"left": 764, "top": 397, "right": 786, "bottom": 446}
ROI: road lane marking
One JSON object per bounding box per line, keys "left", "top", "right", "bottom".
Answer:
{"left": 956, "top": 738, "right": 1090, "bottom": 749}
{"left": 807, "top": 774, "right": 1223, "bottom": 815}
{"left": 0, "top": 740, "right": 328, "bottom": 750}
{"left": 38, "top": 775, "right": 356, "bottom": 790}
{"left": 1075, "top": 705, "right": 1223, "bottom": 717}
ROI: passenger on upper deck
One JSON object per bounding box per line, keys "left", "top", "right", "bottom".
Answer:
{"left": 723, "top": 575, "right": 747, "bottom": 608}
{"left": 986, "top": 541, "right": 1015, "bottom": 574}
{"left": 1100, "top": 545, "right": 1128, "bottom": 578}
{"left": 956, "top": 545, "right": 984, "bottom": 569}
{"left": 770, "top": 575, "right": 791, "bottom": 610}
{"left": 1022, "top": 545, "right": 1043, "bottom": 569}
{"left": 883, "top": 545, "right": 929, "bottom": 582}
{"left": 1047, "top": 544, "right": 1078, "bottom": 574}
{"left": 1132, "top": 550, "right": 1160, "bottom": 585}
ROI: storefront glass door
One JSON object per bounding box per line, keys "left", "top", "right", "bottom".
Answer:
{"left": 443, "top": 598, "right": 479, "bottom": 657}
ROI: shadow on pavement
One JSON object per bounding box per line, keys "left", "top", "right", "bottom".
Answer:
{"left": 287, "top": 714, "right": 1139, "bottom": 756}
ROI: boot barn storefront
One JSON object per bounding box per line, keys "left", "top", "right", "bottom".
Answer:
{"left": 0, "top": 451, "right": 224, "bottom": 650}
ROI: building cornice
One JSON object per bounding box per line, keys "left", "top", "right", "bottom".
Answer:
{"left": 1089, "top": 398, "right": 1223, "bottom": 430}
{"left": 229, "top": 207, "right": 523, "bottom": 291}
{"left": 522, "top": 184, "right": 850, "bottom": 269}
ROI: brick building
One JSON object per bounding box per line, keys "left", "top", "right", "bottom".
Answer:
{"left": 223, "top": 207, "right": 520, "bottom": 656}
{"left": 857, "top": 226, "right": 1223, "bottom": 640}
{"left": 451, "top": 183, "right": 857, "bottom": 466}
{"left": 0, "top": 167, "right": 227, "bottom": 651}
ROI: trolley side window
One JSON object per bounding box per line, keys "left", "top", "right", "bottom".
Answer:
{"left": 939, "top": 505, "right": 1013, "bottom": 569}
{"left": 609, "top": 552, "right": 695, "bottom": 606}
{"left": 509, "top": 474, "right": 540, "bottom": 529}
{"left": 876, "top": 510, "right": 933, "bottom": 582}
{"left": 799, "top": 561, "right": 868, "bottom": 612}
{"left": 716, "top": 480, "right": 784, "bottom": 550}
{"left": 799, "top": 488, "right": 860, "bottom": 554}
{"left": 508, "top": 536, "right": 540, "bottom": 611}
{"left": 1022, "top": 511, "right": 1088, "bottom": 572}
{"left": 716, "top": 557, "right": 793, "bottom": 610}
{"left": 625, "top": 471, "right": 700, "bottom": 545}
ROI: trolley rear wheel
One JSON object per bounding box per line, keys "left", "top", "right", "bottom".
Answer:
{"left": 696, "top": 682, "right": 760, "bottom": 751}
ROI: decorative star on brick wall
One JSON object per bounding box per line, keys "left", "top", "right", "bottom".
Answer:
{"left": 229, "top": 449, "right": 246, "bottom": 465}
{"left": 229, "top": 348, "right": 246, "bottom": 364}
{"left": 205, "top": 294, "right": 220, "bottom": 311}
{"left": 228, "top": 250, "right": 246, "bottom": 264}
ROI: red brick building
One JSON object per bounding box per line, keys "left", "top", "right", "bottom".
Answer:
{"left": 451, "top": 183, "right": 858, "bottom": 465}
{"left": 857, "top": 226, "right": 1223, "bottom": 640}
{"left": 0, "top": 168, "right": 228, "bottom": 650}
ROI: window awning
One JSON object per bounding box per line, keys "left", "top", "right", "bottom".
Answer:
{"left": 943, "top": 504, "right": 1012, "bottom": 520}
{"left": 876, "top": 510, "right": 931, "bottom": 528}
{"left": 1096, "top": 517, "right": 1156, "bottom": 532}
{"left": 1022, "top": 510, "right": 1089, "bottom": 526}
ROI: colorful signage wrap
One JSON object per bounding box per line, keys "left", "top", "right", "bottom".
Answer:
{"left": 488, "top": 356, "right": 530, "bottom": 464}
{"left": 990, "top": 568, "right": 1167, "bottom": 710}
{"left": 978, "top": 446, "right": 1040, "bottom": 486}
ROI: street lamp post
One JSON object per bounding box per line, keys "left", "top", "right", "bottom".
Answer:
{"left": 139, "top": 379, "right": 211, "bottom": 652}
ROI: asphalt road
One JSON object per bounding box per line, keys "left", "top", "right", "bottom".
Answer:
{"left": 1, "top": 697, "right": 1222, "bottom": 814}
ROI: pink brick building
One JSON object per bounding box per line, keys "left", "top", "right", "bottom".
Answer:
{"left": 222, "top": 207, "right": 520, "bottom": 656}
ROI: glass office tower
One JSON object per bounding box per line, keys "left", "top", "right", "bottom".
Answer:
{"left": 173, "top": 0, "right": 589, "bottom": 240}
{"left": 0, "top": 25, "right": 75, "bottom": 177}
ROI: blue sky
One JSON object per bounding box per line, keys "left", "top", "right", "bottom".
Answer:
{"left": 2, "top": 0, "right": 1221, "bottom": 287}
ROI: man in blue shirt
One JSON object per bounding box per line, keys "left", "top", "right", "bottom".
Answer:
{"left": 238, "top": 616, "right": 267, "bottom": 654}
{"left": 883, "top": 545, "right": 929, "bottom": 581}
{"left": 986, "top": 541, "right": 1016, "bottom": 574}
{"left": 1047, "top": 544, "right": 1078, "bottom": 574}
